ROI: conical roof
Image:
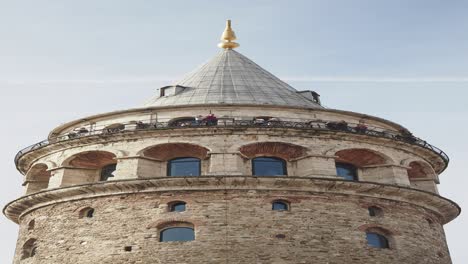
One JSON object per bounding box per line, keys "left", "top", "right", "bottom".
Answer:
{"left": 143, "top": 49, "right": 322, "bottom": 108}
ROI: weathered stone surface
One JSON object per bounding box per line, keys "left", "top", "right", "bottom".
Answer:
{"left": 6, "top": 104, "right": 458, "bottom": 263}
{"left": 13, "top": 187, "right": 453, "bottom": 264}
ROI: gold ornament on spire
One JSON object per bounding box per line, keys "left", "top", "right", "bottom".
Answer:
{"left": 218, "top": 20, "right": 240, "bottom": 49}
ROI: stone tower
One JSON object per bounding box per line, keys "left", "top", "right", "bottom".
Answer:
{"left": 4, "top": 21, "right": 460, "bottom": 264}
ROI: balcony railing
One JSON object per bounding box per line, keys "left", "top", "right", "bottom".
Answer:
{"left": 14, "top": 118, "right": 449, "bottom": 170}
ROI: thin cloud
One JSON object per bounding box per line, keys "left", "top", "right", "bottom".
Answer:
{"left": 282, "top": 76, "right": 468, "bottom": 83}
{"left": 1, "top": 76, "right": 468, "bottom": 85}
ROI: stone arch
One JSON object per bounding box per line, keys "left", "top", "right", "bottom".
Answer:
{"left": 140, "top": 143, "right": 210, "bottom": 161}
{"left": 157, "top": 221, "right": 195, "bottom": 242}
{"left": 21, "top": 238, "right": 37, "bottom": 260}
{"left": 360, "top": 225, "right": 395, "bottom": 249}
{"left": 406, "top": 160, "right": 438, "bottom": 193}
{"left": 358, "top": 224, "right": 398, "bottom": 236}
{"left": 407, "top": 161, "right": 437, "bottom": 180}
{"left": 239, "top": 142, "right": 308, "bottom": 161}
{"left": 334, "top": 149, "right": 397, "bottom": 183}
{"left": 138, "top": 143, "right": 210, "bottom": 177}
{"left": 335, "top": 148, "right": 392, "bottom": 167}
{"left": 78, "top": 207, "right": 95, "bottom": 219}
{"left": 156, "top": 221, "right": 194, "bottom": 230}
{"left": 25, "top": 163, "right": 52, "bottom": 194}
{"left": 62, "top": 150, "right": 117, "bottom": 168}
{"left": 59, "top": 151, "right": 118, "bottom": 185}
{"left": 28, "top": 219, "right": 35, "bottom": 231}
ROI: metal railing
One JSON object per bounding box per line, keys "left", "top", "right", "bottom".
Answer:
{"left": 14, "top": 118, "right": 449, "bottom": 170}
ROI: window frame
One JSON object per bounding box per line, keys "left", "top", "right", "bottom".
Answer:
{"left": 366, "top": 231, "right": 390, "bottom": 249}
{"left": 252, "top": 156, "right": 287, "bottom": 176}
{"left": 21, "top": 238, "right": 37, "bottom": 260}
{"left": 167, "top": 157, "right": 201, "bottom": 177}
{"left": 100, "top": 163, "right": 117, "bottom": 181}
{"left": 272, "top": 200, "right": 290, "bottom": 211}
{"left": 168, "top": 201, "right": 187, "bottom": 212}
{"left": 368, "top": 206, "right": 383, "bottom": 217}
{"left": 78, "top": 207, "right": 95, "bottom": 219}
{"left": 335, "top": 162, "right": 358, "bottom": 181}
{"left": 159, "top": 227, "right": 195, "bottom": 242}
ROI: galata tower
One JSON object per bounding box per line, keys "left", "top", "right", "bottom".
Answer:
{"left": 4, "top": 21, "right": 460, "bottom": 264}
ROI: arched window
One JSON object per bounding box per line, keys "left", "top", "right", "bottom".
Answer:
{"left": 169, "top": 201, "right": 186, "bottom": 212}
{"left": 252, "top": 157, "right": 287, "bottom": 176}
{"left": 28, "top": 219, "right": 35, "bottom": 231}
{"left": 368, "top": 206, "right": 383, "bottom": 217}
{"left": 79, "top": 207, "right": 95, "bottom": 219}
{"left": 100, "top": 163, "right": 117, "bottom": 181}
{"left": 167, "top": 157, "right": 201, "bottom": 176}
{"left": 21, "top": 238, "right": 37, "bottom": 260}
{"left": 160, "top": 227, "right": 195, "bottom": 242}
{"left": 272, "top": 200, "right": 289, "bottom": 211}
{"left": 336, "top": 162, "right": 358, "bottom": 181}
{"left": 366, "top": 232, "right": 390, "bottom": 249}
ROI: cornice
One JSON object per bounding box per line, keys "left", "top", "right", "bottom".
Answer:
{"left": 3, "top": 176, "right": 460, "bottom": 225}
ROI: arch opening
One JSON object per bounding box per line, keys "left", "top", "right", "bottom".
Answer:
{"left": 21, "top": 238, "right": 37, "bottom": 260}
{"left": 365, "top": 227, "right": 392, "bottom": 249}
{"left": 79, "top": 207, "right": 95, "bottom": 219}
{"left": 335, "top": 149, "right": 392, "bottom": 182}
{"left": 61, "top": 151, "right": 117, "bottom": 185}
{"left": 158, "top": 222, "right": 195, "bottom": 242}
{"left": 407, "top": 161, "right": 438, "bottom": 193}
{"left": 272, "top": 200, "right": 289, "bottom": 211}
{"left": 240, "top": 142, "right": 307, "bottom": 161}
{"left": 168, "top": 201, "right": 187, "bottom": 212}
{"left": 141, "top": 143, "right": 209, "bottom": 161}
{"left": 25, "top": 163, "right": 52, "bottom": 194}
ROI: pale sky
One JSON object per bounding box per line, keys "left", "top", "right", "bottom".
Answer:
{"left": 0, "top": 0, "right": 467, "bottom": 262}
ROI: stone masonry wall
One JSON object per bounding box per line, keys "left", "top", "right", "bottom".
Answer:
{"left": 14, "top": 189, "right": 451, "bottom": 264}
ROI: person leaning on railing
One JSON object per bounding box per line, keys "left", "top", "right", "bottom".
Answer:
{"left": 205, "top": 114, "right": 218, "bottom": 126}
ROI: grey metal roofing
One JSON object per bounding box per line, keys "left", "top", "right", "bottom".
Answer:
{"left": 144, "top": 49, "right": 322, "bottom": 108}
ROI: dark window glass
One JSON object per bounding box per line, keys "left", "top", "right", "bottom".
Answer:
{"left": 21, "top": 239, "right": 37, "bottom": 260}
{"left": 168, "top": 158, "right": 201, "bottom": 176}
{"left": 366, "top": 232, "right": 389, "bottom": 248}
{"left": 86, "top": 209, "right": 94, "bottom": 218}
{"left": 170, "top": 202, "right": 186, "bottom": 212}
{"left": 160, "top": 227, "right": 195, "bottom": 242}
{"left": 272, "top": 201, "right": 288, "bottom": 211}
{"left": 336, "top": 162, "right": 358, "bottom": 181}
{"left": 28, "top": 220, "right": 35, "bottom": 231}
{"left": 100, "top": 164, "right": 117, "bottom": 181}
{"left": 368, "top": 207, "right": 381, "bottom": 217}
{"left": 252, "top": 157, "right": 287, "bottom": 176}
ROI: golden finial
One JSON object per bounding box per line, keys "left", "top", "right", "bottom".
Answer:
{"left": 218, "top": 20, "right": 240, "bottom": 49}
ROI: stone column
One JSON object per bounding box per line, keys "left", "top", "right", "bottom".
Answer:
{"left": 48, "top": 167, "right": 99, "bottom": 188}
{"left": 360, "top": 165, "right": 411, "bottom": 186}
{"left": 293, "top": 155, "right": 338, "bottom": 178}
{"left": 410, "top": 179, "right": 439, "bottom": 194}
{"left": 207, "top": 152, "right": 244, "bottom": 175}
{"left": 114, "top": 156, "right": 165, "bottom": 180}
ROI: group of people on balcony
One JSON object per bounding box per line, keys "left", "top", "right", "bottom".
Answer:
{"left": 172, "top": 114, "right": 219, "bottom": 127}
{"left": 65, "top": 116, "right": 418, "bottom": 146}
